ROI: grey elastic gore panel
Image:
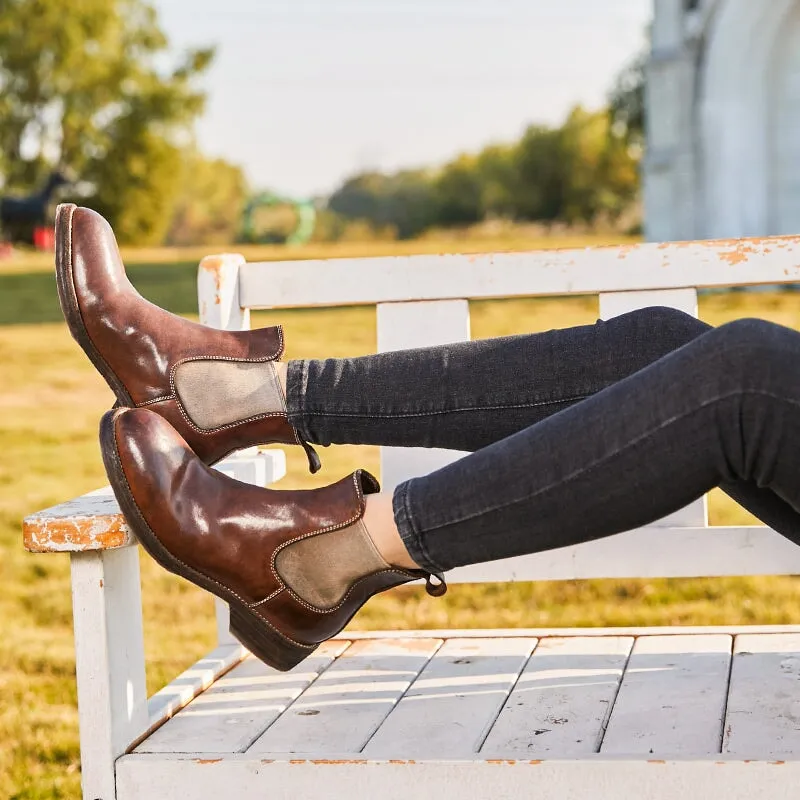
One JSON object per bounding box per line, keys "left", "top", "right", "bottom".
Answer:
{"left": 275, "top": 519, "right": 390, "bottom": 609}
{"left": 174, "top": 359, "right": 285, "bottom": 430}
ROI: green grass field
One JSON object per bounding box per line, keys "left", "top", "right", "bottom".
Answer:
{"left": 3, "top": 236, "right": 800, "bottom": 798}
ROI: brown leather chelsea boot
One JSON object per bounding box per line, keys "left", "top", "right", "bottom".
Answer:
{"left": 100, "top": 406, "right": 444, "bottom": 671}
{"left": 55, "top": 203, "right": 321, "bottom": 472}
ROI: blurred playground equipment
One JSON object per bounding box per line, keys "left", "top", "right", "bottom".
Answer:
{"left": 240, "top": 191, "right": 316, "bottom": 245}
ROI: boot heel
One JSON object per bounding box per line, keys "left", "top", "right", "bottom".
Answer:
{"left": 228, "top": 603, "right": 316, "bottom": 672}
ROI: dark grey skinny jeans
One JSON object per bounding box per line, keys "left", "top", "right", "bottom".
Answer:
{"left": 285, "top": 308, "right": 800, "bottom": 574}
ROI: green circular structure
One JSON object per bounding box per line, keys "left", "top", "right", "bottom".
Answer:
{"left": 240, "top": 192, "right": 316, "bottom": 245}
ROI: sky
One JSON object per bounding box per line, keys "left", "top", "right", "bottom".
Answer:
{"left": 153, "top": 0, "right": 652, "bottom": 198}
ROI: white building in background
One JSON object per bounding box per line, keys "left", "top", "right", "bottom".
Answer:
{"left": 645, "top": 0, "right": 800, "bottom": 241}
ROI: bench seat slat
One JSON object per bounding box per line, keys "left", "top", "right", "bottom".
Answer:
{"left": 364, "top": 637, "right": 536, "bottom": 758}
{"left": 139, "top": 640, "right": 349, "bottom": 755}
{"left": 724, "top": 633, "right": 800, "bottom": 757}
{"left": 600, "top": 635, "right": 732, "bottom": 755}
{"left": 247, "top": 638, "right": 442, "bottom": 755}
{"left": 481, "top": 636, "right": 633, "bottom": 756}
{"left": 140, "top": 629, "right": 800, "bottom": 761}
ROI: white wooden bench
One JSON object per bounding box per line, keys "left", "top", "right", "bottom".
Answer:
{"left": 24, "top": 237, "right": 800, "bottom": 800}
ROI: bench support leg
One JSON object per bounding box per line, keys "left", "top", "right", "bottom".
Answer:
{"left": 71, "top": 547, "right": 148, "bottom": 800}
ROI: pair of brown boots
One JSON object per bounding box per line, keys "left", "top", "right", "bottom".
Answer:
{"left": 55, "top": 204, "right": 442, "bottom": 671}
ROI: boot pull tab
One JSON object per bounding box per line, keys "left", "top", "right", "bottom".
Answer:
{"left": 425, "top": 572, "right": 448, "bottom": 597}
{"left": 299, "top": 438, "right": 322, "bottom": 474}
{"left": 293, "top": 427, "right": 322, "bottom": 473}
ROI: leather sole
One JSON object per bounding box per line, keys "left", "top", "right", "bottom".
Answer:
{"left": 54, "top": 203, "right": 134, "bottom": 407}
{"left": 99, "top": 409, "right": 317, "bottom": 672}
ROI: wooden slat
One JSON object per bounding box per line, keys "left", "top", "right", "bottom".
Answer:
{"left": 139, "top": 642, "right": 348, "bottom": 754}
{"left": 482, "top": 637, "right": 633, "bottom": 756}
{"left": 364, "top": 638, "right": 535, "bottom": 758}
{"left": 444, "top": 525, "right": 800, "bottom": 583}
{"left": 601, "top": 635, "right": 731, "bottom": 755}
{"left": 724, "top": 633, "right": 800, "bottom": 756}
{"left": 143, "top": 644, "right": 247, "bottom": 743}
{"left": 247, "top": 638, "right": 442, "bottom": 754}
{"left": 336, "top": 625, "right": 800, "bottom": 640}
{"left": 238, "top": 236, "right": 800, "bottom": 309}
{"left": 117, "top": 755, "right": 800, "bottom": 800}
{"left": 27, "top": 502, "right": 796, "bottom": 578}
{"left": 598, "top": 288, "right": 699, "bottom": 320}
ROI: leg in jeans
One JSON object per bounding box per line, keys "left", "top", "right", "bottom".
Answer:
{"left": 392, "top": 318, "right": 800, "bottom": 571}
{"left": 287, "top": 307, "right": 710, "bottom": 452}
{"left": 286, "top": 308, "right": 800, "bottom": 563}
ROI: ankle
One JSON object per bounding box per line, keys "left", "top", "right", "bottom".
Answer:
{"left": 362, "top": 493, "right": 419, "bottom": 570}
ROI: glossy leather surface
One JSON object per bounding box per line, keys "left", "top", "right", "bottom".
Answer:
{"left": 112, "top": 408, "right": 416, "bottom": 646}
{"left": 65, "top": 205, "right": 296, "bottom": 463}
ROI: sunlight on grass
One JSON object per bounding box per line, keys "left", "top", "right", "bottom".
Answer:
{"left": 3, "top": 240, "right": 800, "bottom": 797}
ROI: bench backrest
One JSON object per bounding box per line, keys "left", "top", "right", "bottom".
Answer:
{"left": 197, "top": 235, "right": 800, "bottom": 585}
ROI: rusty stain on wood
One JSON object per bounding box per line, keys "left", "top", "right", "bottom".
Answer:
{"left": 717, "top": 242, "right": 758, "bottom": 266}
{"left": 23, "top": 489, "right": 136, "bottom": 553}
{"left": 199, "top": 255, "right": 227, "bottom": 304}
{"left": 195, "top": 758, "right": 223, "bottom": 765}
{"left": 23, "top": 513, "right": 131, "bottom": 553}
{"left": 615, "top": 244, "right": 638, "bottom": 259}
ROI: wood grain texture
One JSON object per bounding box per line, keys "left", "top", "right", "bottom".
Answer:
{"left": 239, "top": 236, "right": 800, "bottom": 310}
{"left": 482, "top": 637, "right": 633, "bottom": 756}
{"left": 116, "top": 755, "right": 800, "bottom": 800}
{"left": 139, "top": 642, "right": 349, "bottom": 754}
{"left": 247, "top": 638, "right": 442, "bottom": 755}
{"left": 600, "top": 635, "right": 732, "bottom": 756}
{"left": 144, "top": 643, "right": 248, "bottom": 744}
{"left": 364, "top": 637, "right": 535, "bottom": 758}
{"left": 117, "top": 630, "right": 800, "bottom": 797}
{"left": 724, "top": 633, "right": 800, "bottom": 757}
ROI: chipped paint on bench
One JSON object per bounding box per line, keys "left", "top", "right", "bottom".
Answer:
{"left": 22, "top": 487, "right": 132, "bottom": 553}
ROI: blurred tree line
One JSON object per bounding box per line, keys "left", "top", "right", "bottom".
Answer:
{"left": 0, "top": 0, "right": 646, "bottom": 246}
{"left": 327, "top": 99, "right": 643, "bottom": 240}
{"left": 0, "top": 0, "right": 246, "bottom": 245}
